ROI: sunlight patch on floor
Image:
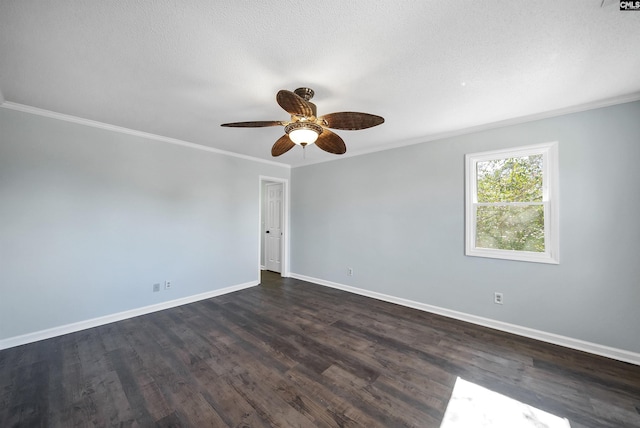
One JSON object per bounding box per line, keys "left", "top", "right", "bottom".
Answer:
{"left": 440, "top": 377, "right": 571, "bottom": 428}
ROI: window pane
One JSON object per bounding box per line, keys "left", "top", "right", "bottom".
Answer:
{"left": 477, "top": 155, "right": 543, "bottom": 203}
{"left": 476, "top": 205, "right": 545, "bottom": 252}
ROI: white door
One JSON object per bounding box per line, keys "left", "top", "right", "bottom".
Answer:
{"left": 265, "top": 183, "right": 283, "bottom": 273}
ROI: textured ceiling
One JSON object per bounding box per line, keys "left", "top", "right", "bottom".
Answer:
{"left": 1, "top": 0, "right": 639, "bottom": 167}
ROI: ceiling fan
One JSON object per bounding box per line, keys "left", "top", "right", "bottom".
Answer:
{"left": 221, "top": 88, "right": 384, "bottom": 157}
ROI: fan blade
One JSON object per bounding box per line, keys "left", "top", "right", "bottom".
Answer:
{"left": 319, "top": 112, "right": 384, "bottom": 130}
{"left": 221, "top": 121, "right": 283, "bottom": 127}
{"left": 276, "top": 90, "right": 315, "bottom": 117}
{"left": 315, "top": 129, "right": 346, "bottom": 155}
{"left": 271, "top": 135, "right": 296, "bottom": 157}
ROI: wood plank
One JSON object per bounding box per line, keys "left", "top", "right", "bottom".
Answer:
{"left": 0, "top": 271, "right": 638, "bottom": 427}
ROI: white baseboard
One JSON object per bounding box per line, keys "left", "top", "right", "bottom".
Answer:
{"left": 0, "top": 280, "right": 258, "bottom": 350}
{"left": 290, "top": 273, "right": 640, "bottom": 367}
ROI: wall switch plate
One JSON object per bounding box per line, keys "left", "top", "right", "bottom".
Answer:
{"left": 165, "top": 280, "right": 172, "bottom": 290}
{"left": 153, "top": 283, "right": 160, "bottom": 292}
{"left": 347, "top": 267, "right": 353, "bottom": 276}
{"left": 494, "top": 292, "right": 503, "bottom": 305}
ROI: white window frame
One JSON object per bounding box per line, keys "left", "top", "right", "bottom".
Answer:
{"left": 465, "top": 142, "right": 559, "bottom": 264}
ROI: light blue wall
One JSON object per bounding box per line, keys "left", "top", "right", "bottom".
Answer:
{"left": 291, "top": 101, "right": 640, "bottom": 354}
{"left": 0, "top": 107, "right": 289, "bottom": 340}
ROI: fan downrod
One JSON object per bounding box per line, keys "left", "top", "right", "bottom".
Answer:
{"left": 294, "top": 87, "right": 314, "bottom": 101}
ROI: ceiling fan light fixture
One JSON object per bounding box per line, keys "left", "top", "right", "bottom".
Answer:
{"left": 285, "top": 122, "right": 322, "bottom": 145}
{"left": 222, "top": 88, "right": 383, "bottom": 156}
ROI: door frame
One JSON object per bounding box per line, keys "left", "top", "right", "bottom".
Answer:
{"left": 259, "top": 176, "right": 290, "bottom": 278}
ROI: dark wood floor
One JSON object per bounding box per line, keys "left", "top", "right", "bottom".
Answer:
{"left": 1, "top": 272, "right": 639, "bottom": 427}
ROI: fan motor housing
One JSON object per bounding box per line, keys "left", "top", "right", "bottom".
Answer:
{"left": 284, "top": 121, "right": 323, "bottom": 136}
{"left": 294, "top": 87, "right": 314, "bottom": 101}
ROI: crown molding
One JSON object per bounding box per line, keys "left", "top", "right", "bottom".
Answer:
{"left": 0, "top": 101, "right": 291, "bottom": 169}
{"left": 3, "top": 92, "right": 638, "bottom": 170}
{"left": 292, "top": 92, "right": 640, "bottom": 168}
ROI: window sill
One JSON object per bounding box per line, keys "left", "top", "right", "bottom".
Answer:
{"left": 466, "top": 248, "right": 559, "bottom": 264}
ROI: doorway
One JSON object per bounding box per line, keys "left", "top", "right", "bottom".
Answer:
{"left": 260, "top": 176, "right": 288, "bottom": 277}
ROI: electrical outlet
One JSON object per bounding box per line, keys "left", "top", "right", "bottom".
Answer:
{"left": 165, "top": 280, "right": 172, "bottom": 290}
{"left": 494, "top": 292, "right": 503, "bottom": 305}
{"left": 153, "top": 283, "right": 160, "bottom": 292}
{"left": 347, "top": 267, "right": 353, "bottom": 276}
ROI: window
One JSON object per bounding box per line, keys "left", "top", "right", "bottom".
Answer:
{"left": 465, "top": 142, "right": 559, "bottom": 264}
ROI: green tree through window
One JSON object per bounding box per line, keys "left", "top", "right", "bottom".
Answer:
{"left": 476, "top": 155, "right": 545, "bottom": 252}
{"left": 465, "top": 142, "right": 559, "bottom": 264}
